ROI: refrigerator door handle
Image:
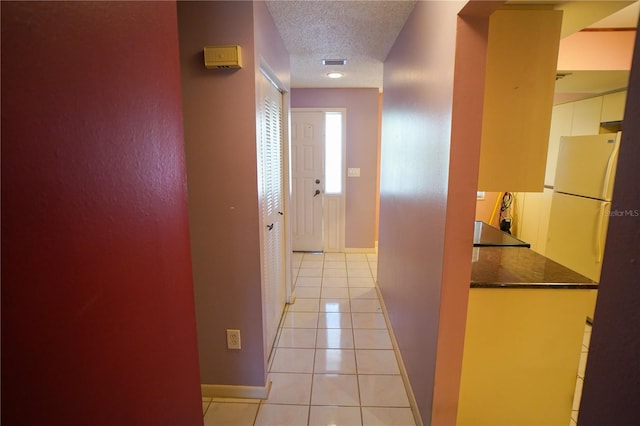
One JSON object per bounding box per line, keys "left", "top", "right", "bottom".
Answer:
{"left": 601, "top": 132, "right": 621, "bottom": 201}
{"left": 596, "top": 202, "right": 609, "bottom": 264}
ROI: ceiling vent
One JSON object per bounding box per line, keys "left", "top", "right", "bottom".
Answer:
{"left": 322, "top": 59, "right": 347, "bottom": 66}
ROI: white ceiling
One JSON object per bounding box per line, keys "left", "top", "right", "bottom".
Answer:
{"left": 266, "top": 0, "right": 639, "bottom": 98}
{"left": 266, "top": 0, "right": 416, "bottom": 89}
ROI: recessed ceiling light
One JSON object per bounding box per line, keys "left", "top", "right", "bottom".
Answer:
{"left": 327, "top": 72, "right": 344, "bottom": 79}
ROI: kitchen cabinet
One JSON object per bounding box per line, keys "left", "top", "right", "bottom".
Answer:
{"left": 458, "top": 247, "right": 597, "bottom": 426}
{"left": 571, "top": 96, "right": 603, "bottom": 135}
{"left": 458, "top": 287, "right": 596, "bottom": 425}
{"left": 545, "top": 102, "right": 574, "bottom": 186}
{"left": 601, "top": 90, "right": 627, "bottom": 123}
{"left": 478, "top": 8, "right": 563, "bottom": 192}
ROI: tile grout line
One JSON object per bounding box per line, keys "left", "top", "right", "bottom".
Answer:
{"left": 346, "top": 257, "right": 365, "bottom": 426}
{"left": 306, "top": 253, "right": 326, "bottom": 424}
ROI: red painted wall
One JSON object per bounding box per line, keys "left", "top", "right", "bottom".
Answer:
{"left": 1, "top": 2, "right": 202, "bottom": 425}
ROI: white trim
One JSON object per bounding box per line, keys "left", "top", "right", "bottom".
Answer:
{"left": 201, "top": 381, "right": 272, "bottom": 400}
{"left": 323, "top": 195, "right": 343, "bottom": 253}
{"left": 375, "top": 284, "right": 424, "bottom": 426}
{"left": 336, "top": 110, "right": 347, "bottom": 252}
{"left": 342, "top": 247, "right": 377, "bottom": 254}
{"left": 258, "top": 57, "right": 285, "bottom": 92}
{"left": 281, "top": 89, "right": 294, "bottom": 305}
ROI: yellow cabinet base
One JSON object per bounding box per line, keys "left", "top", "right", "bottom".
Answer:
{"left": 457, "top": 288, "right": 596, "bottom": 426}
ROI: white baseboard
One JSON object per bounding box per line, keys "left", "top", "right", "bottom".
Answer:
{"left": 343, "top": 247, "right": 377, "bottom": 254}
{"left": 201, "top": 381, "right": 272, "bottom": 400}
{"left": 375, "top": 285, "right": 424, "bottom": 426}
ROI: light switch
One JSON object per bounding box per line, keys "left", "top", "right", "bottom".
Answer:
{"left": 347, "top": 168, "right": 360, "bottom": 177}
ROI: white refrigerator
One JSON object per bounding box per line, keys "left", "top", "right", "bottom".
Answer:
{"left": 546, "top": 132, "right": 621, "bottom": 282}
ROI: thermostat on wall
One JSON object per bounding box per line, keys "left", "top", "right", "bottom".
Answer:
{"left": 204, "top": 45, "right": 242, "bottom": 69}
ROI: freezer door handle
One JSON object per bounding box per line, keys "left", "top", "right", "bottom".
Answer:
{"left": 601, "top": 132, "right": 621, "bottom": 201}
{"left": 596, "top": 202, "right": 610, "bottom": 263}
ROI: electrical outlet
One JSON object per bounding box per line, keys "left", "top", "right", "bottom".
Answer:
{"left": 226, "top": 329, "right": 241, "bottom": 350}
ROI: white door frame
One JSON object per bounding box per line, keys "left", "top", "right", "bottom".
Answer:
{"left": 291, "top": 108, "right": 346, "bottom": 253}
{"left": 259, "top": 63, "right": 293, "bottom": 307}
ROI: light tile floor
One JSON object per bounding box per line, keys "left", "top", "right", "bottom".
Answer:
{"left": 202, "top": 252, "right": 416, "bottom": 426}
{"left": 570, "top": 321, "right": 592, "bottom": 426}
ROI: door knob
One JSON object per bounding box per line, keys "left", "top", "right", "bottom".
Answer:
{"left": 315, "top": 179, "right": 321, "bottom": 184}
{"left": 267, "top": 223, "right": 274, "bottom": 231}
{"left": 314, "top": 189, "right": 321, "bottom": 197}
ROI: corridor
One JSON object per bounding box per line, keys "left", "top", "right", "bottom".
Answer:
{"left": 201, "top": 252, "right": 416, "bottom": 425}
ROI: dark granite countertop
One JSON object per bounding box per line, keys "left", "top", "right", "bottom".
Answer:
{"left": 473, "top": 221, "right": 530, "bottom": 247}
{"left": 471, "top": 246, "right": 597, "bottom": 289}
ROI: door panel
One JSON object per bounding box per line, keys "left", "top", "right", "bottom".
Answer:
{"left": 258, "top": 72, "right": 286, "bottom": 357}
{"left": 292, "top": 111, "right": 324, "bottom": 251}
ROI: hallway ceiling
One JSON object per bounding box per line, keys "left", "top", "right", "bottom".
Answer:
{"left": 266, "top": 0, "right": 639, "bottom": 95}
{"left": 266, "top": 0, "right": 416, "bottom": 89}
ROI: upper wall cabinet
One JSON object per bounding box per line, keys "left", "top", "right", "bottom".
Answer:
{"left": 477, "top": 8, "right": 563, "bottom": 192}
{"left": 545, "top": 102, "right": 574, "bottom": 187}
{"left": 601, "top": 90, "right": 627, "bottom": 123}
{"left": 571, "top": 96, "right": 603, "bottom": 136}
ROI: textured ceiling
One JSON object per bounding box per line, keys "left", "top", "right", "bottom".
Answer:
{"left": 266, "top": 0, "right": 639, "bottom": 94}
{"left": 266, "top": 0, "right": 416, "bottom": 89}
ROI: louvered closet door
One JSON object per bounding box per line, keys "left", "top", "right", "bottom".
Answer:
{"left": 257, "top": 72, "right": 285, "bottom": 357}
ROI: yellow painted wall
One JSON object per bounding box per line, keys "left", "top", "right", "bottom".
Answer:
{"left": 475, "top": 192, "right": 501, "bottom": 228}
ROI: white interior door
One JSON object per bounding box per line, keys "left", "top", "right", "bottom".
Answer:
{"left": 291, "top": 111, "right": 324, "bottom": 251}
{"left": 257, "top": 72, "right": 286, "bottom": 357}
